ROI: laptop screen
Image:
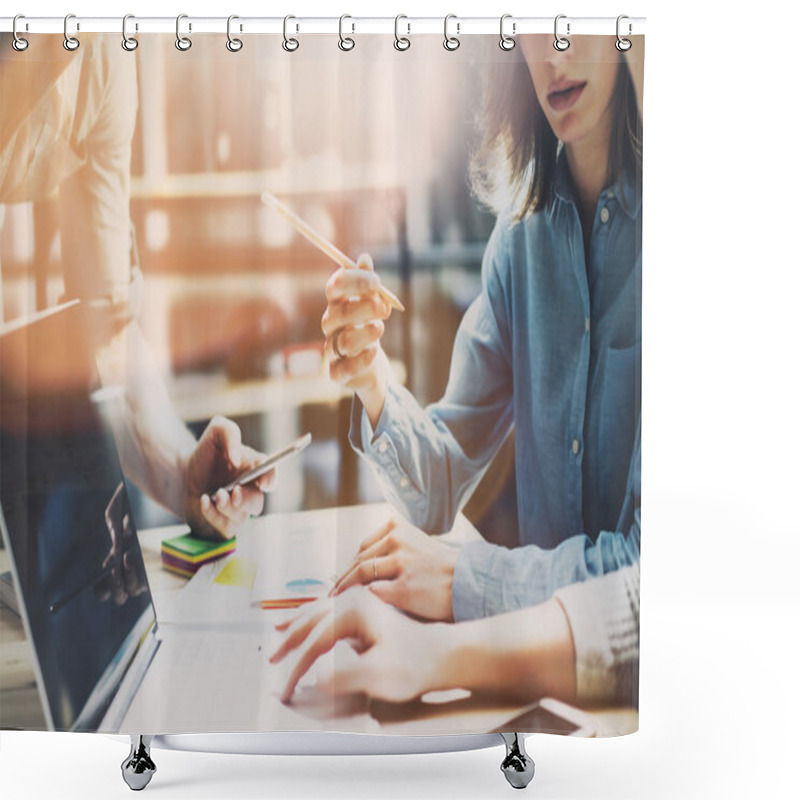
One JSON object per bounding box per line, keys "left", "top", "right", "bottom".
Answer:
{"left": 0, "top": 301, "right": 155, "bottom": 732}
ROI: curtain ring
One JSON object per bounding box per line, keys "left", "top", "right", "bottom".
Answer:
{"left": 616, "top": 15, "right": 632, "bottom": 52}
{"left": 443, "top": 14, "right": 460, "bottom": 51}
{"left": 499, "top": 14, "right": 515, "bottom": 51}
{"left": 394, "top": 15, "right": 410, "bottom": 51}
{"left": 338, "top": 14, "right": 355, "bottom": 51}
{"left": 175, "top": 14, "right": 192, "bottom": 51}
{"left": 12, "top": 15, "right": 29, "bottom": 51}
{"left": 227, "top": 15, "right": 243, "bottom": 52}
{"left": 553, "top": 14, "right": 570, "bottom": 51}
{"left": 122, "top": 14, "right": 139, "bottom": 51}
{"left": 63, "top": 13, "right": 80, "bottom": 51}
{"left": 283, "top": 15, "right": 299, "bottom": 52}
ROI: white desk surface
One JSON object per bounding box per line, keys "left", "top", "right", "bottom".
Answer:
{"left": 1, "top": 503, "right": 635, "bottom": 737}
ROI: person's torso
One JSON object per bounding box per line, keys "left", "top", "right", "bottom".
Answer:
{"left": 498, "top": 163, "right": 642, "bottom": 548}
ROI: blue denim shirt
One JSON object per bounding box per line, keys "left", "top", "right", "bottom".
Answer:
{"left": 349, "top": 152, "right": 642, "bottom": 621}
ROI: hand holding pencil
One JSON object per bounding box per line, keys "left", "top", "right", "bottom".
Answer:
{"left": 261, "top": 190, "right": 401, "bottom": 425}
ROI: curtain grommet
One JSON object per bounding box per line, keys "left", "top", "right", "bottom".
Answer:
{"left": 175, "top": 14, "right": 192, "bottom": 51}
{"left": 122, "top": 14, "right": 139, "bottom": 51}
{"left": 283, "top": 15, "right": 299, "bottom": 52}
{"left": 394, "top": 15, "right": 411, "bottom": 51}
{"left": 226, "top": 15, "right": 243, "bottom": 52}
{"left": 63, "top": 13, "right": 80, "bottom": 51}
{"left": 554, "top": 14, "right": 570, "bottom": 51}
{"left": 338, "top": 14, "right": 355, "bottom": 51}
{"left": 443, "top": 14, "right": 460, "bottom": 51}
{"left": 12, "top": 15, "right": 29, "bottom": 51}
{"left": 499, "top": 14, "right": 516, "bottom": 51}
{"left": 616, "top": 15, "right": 632, "bottom": 51}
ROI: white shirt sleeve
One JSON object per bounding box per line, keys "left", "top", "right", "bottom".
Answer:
{"left": 554, "top": 563, "right": 640, "bottom": 706}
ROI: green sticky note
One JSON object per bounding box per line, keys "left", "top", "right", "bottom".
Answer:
{"left": 161, "top": 533, "right": 236, "bottom": 563}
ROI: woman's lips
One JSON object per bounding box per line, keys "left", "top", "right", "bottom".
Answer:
{"left": 547, "top": 81, "right": 587, "bottom": 112}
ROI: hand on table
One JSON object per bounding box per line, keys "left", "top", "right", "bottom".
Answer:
{"left": 270, "top": 587, "right": 445, "bottom": 704}
{"left": 330, "top": 520, "right": 459, "bottom": 622}
{"left": 184, "top": 416, "right": 275, "bottom": 541}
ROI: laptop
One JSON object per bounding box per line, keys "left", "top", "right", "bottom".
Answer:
{"left": 0, "top": 300, "right": 320, "bottom": 734}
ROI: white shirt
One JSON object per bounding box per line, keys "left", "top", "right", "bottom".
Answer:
{"left": 1, "top": 34, "right": 139, "bottom": 309}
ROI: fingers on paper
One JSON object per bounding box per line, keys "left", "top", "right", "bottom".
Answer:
{"left": 357, "top": 519, "right": 397, "bottom": 554}
{"left": 332, "top": 554, "right": 398, "bottom": 597}
{"left": 280, "top": 608, "right": 361, "bottom": 703}
{"left": 269, "top": 607, "right": 327, "bottom": 664}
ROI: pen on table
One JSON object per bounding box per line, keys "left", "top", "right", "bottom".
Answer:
{"left": 260, "top": 190, "right": 405, "bottom": 313}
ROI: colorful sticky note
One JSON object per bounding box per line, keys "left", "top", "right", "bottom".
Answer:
{"left": 214, "top": 557, "right": 257, "bottom": 589}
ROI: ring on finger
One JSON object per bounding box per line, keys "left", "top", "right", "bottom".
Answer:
{"left": 332, "top": 328, "right": 346, "bottom": 360}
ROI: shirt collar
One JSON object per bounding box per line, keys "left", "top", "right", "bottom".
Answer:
{"left": 551, "top": 145, "right": 642, "bottom": 221}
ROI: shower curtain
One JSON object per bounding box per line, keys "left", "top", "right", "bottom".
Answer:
{"left": 0, "top": 20, "right": 642, "bottom": 740}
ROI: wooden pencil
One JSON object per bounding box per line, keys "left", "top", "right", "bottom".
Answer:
{"left": 261, "top": 189, "right": 405, "bottom": 312}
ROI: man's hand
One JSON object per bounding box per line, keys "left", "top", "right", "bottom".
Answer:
{"left": 183, "top": 416, "right": 275, "bottom": 540}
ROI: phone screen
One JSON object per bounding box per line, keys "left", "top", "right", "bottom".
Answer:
{"left": 215, "top": 432, "right": 312, "bottom": 496}
{"left": 496, "top": 704, "right": 581, "bottom": 735}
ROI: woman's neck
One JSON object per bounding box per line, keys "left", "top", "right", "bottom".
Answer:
{"left": 564, "top": 110, "right": 613, "bottom": 258}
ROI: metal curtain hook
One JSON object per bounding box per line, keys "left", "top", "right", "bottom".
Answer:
{"left": 554, "top": 14, "right": 570, "bottom": 51}
{"left": 394, "top": 14, "right": 410, "bottom": 51}
{"left": 283, "top": 15, "right": 299, "bottom": 52}
{"left": 12, "top": 15, "right": 29, "bottom": 51}
{"left": 63, "top": 13, "right": 80, "bottom": 51}
{"left": 616, "top": 15, "right": 632, "bottom": 51}
{"left": 176, "top": 14, "right": 192, "bottom": 51}
{"left": 499, "top": 14, "right": 515, "bottom": 51}
{"left": 339, "top": 14, "right": 355, "bottom": 51}
{"left": 227, "top": 14, "right": 243, "bottom": 51}
{"left": 122, "top": 14, "right": 138, "bottom": 51}
{"left": 443, "top": 14, "right": 460, "bottom": 51}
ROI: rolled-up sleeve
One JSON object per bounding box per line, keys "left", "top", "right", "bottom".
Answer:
{"left": 451, "top": 418, "right": 641, "bottom": 621}
{"left": 348, "top": 219, "right": 515, "bottom": 534}
{"left": 555, "top": 563, "right": 640, "bottom": 707}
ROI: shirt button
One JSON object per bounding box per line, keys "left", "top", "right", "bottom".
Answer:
{"left": 399, "top": 477, "right": 410, "bottom": 489}
{"left": 600, "top": 206, "right": 610, "bottom": 224}
{"left": 572, "top": 439, "right": 580, "bottom": 456}
{"left": 378, "top": 441, "right": 388, "bottom": 454}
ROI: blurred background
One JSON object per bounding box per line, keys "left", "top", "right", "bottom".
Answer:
{"left": 0, "top": 34, "right": 517, "bottom": 544}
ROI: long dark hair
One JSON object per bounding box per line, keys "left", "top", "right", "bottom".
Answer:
{"left": 470, "top": 44, "right": 642, "bottom": 220}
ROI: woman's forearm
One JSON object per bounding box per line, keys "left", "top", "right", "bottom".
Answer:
{"left": 357, "top": 348, "right": 390, "bottom": 429}
{"left": 432, "top": 600, "right": 577, "bottom": 703}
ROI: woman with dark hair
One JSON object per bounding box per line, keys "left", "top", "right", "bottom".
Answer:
{"left": 319, "top": 35, "right": 643, "bottom": 627}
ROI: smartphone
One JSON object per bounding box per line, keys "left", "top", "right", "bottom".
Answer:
{"left": 494, "top": 697, "right": 597, "bottom": 737}
{"left": 211, "top": 432, "right": 312, "bottom": 500}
